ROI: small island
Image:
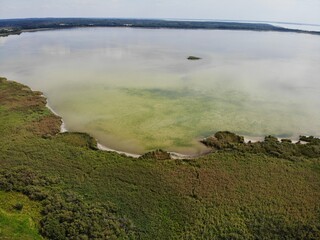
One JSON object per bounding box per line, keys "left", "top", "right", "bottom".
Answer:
{"left": 187, "top": 56, "right": 201, "bottom": 60}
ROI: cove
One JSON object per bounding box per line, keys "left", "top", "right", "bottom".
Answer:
{"left": 1, "top": 27, "right": 320, "bottom": 154}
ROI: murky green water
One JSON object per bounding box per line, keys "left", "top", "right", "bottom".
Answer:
{"left": 1, "top": 28, "right": 320, "bottom": 154}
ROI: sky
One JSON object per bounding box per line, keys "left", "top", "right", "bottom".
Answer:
{"left": 0, "top": 0, "right": 320, "bottom": 25}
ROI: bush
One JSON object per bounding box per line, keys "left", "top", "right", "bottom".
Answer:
{"left": 0, "top": 167, "right": 136, "bottom": 239}
{"left": 13, "top": 203, "right": 24, "bottom": 211}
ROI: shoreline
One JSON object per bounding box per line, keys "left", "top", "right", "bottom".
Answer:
{"left": 44, "top": 99, "right": 305, "bottom": 159}
{"left": 19, "top": 88, "right": 313, "bottom": 158}
{"left": 45, "top": 102, "right": 67, "bottom": 133}
{"left": 41, "top": 93, "right": 213, "bottom": 158}
{"left": 0, "top": 77, "right": 318, "bottom": 160}
{"left": 45, "top": 100, "right": 214, "bottom": 159}
{"left": 2, "top": 77, "right": 314, "bottom": 159}
{"left": 44, "top": 96, "right": 214, "bottom": 159}
{"left": 1, "top": 18, "right": 320, "bottom": 39}
{"left": 45, "top": 100, "right": 142, "bottom": 158}
{"left": 10, "top": 25, "right": 320, "bottom": 37}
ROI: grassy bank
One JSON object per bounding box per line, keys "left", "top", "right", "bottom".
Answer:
{"left": 0, "top": 191, "right": 42, "bottom": 239}
{"left": 0, "top": 76, "right": 320, "bottom": 239}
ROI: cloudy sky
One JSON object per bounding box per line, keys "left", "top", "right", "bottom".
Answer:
{"left": 1, "top": 0, "right": 319, "bottom": 24}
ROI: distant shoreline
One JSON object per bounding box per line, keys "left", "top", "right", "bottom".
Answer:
{"left": 1, "top": 18, "right": 320, "bottom": 37}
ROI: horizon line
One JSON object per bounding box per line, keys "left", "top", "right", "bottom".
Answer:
{"left": 0, "top": 17, "right": 319, "bottom": 27}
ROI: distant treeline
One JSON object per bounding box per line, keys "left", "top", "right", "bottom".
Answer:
{"left": 0, "top": 18, "right": 320, "bottom": 35}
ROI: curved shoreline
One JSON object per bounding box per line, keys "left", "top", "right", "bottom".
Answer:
{"left": 45, "top": 102, "right": 67, "bottom": 133}
{"left": 1, "top": 18, "right": 320, "bottom": 38}
{"left": 23, "top": 87, "right": 313, "bottom": 158}
{"left": 44, "top": 98, "right": 303, "bottom": 159}
{"left": 45, "top": 100, "right": 141, "bottom": 158}
{"left": 45, "top": 98, "right": 207, "bottom": 158}
{"left": 1, "top": 76, "right": 317, "bottom": 160}
{"left": 46, "top": 100, "right": 214, "bottom": 159}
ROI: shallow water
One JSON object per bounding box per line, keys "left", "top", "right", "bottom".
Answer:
{"left": 1, "top": 28, "right": 320, "bottom": 154}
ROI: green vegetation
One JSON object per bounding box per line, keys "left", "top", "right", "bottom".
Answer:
{"left": 0, "top": 76, "right": 320, "bottom": 239}
{"left": 0, "top": 27, "right": 21, "bottom": 37}
{"left": 0, "top": 191, "right": 42, "bottom": 239}
{"left": 0, "top": 168, "right": 135, "bottom": 239}
{"left": 1, "top": 18, "right": 319, "bottom": 36}
{"left": 201, "top": 131, "right": 320, "bottom": 160}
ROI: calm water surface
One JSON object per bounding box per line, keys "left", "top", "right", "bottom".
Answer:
{"left": 1, "top": 28, "right": 320, "bottom": 154}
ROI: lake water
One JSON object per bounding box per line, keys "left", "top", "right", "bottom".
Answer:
{"left": 1, "top": 28, "right": 320, "bottom": 154}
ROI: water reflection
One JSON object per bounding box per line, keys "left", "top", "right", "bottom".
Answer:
{"left": 0, "top": 28, "right": 320, "bottom": 154}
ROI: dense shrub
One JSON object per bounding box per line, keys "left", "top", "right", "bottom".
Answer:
{"left": 0, "top": 167, "right": 136, "bottom": 239}
{"left": 201, "top": 131, "right": 320, "bottom": 160}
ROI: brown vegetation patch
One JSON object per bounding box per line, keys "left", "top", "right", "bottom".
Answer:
{"left": 28, "top": 115, "right": 62, "bottom": 137}
{"left": 0, "top": 77, "right": 46, "bottom": 111}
